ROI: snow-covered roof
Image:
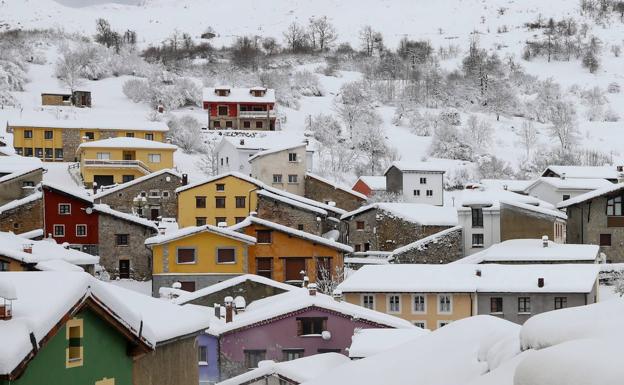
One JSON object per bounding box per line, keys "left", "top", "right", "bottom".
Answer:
{"left": 8, "top": 118, "right": 169, "bottom": 132}
{"left": 337, "top": 264, "right": 599, "bottom": 294}
{"left": 0, "top": 156, "right": 44, "bottom": 184}
{"left": 145, "top": 223, "right": 256, "bottom": 246}
{"left": 341, "top": 203, "right": 458, "bottom": 226}
{"left": 208, "top": 288, "right": 414, "bottom": 336}
{"left": 17, "top": 228, "right": 44, "bottom": 240}
{"left": 542, "top": 165, "right": 622, "bottom": 180}
{"left": 384, "top": 161, "right": 445, "bottom": 175}
{"left": 0, "top": 190, "right": 42, "bottom": 214}
{"left": 389, "top": 225, "right": 462, "bottom": 258}
{"left": 229, "top": 216, "right": 353, "bottom": 253}
{"left": 93, "top": 204, "right": 158, "bottom": 230}
{"left": 217, "top": 353, "right": 350, "bottom": 385}
{"left": 247, "top": 143, "right": 307, "bottom": 162}
{"left": 93, "top": 169, "right": 181, "bottom": 199}
{"left": 0, "top": 231, "right": 99, "bottom": 266}
{"left": 480, "top": 179, "right": 532, "bottom": 193}
{"left": 172, "top": 274, "right": 297, "bottom": 305}
{"left": 355, "top": 176, "right": 387, "bottom": 191}
{"left": 218, "top": 133, "right": 308, "bottom": 151}
{"left": 557, "top": 182, "right": 624, "bottom": 209}
{"left": 305, "top": 173, "right": 368, "bottom": 200}
{"left": 524, "top": 177, "right": 612, "bottom": 192}
{"left": 349, "top": 328, "right": 429, "bottom": 358}
{"left": 202, "top": 87, "right": 276, "bottom": 103}
{"left": 257, "top": 189, "right": 328, "bottom": 216}
{"left": 500, "top": 200, "right": 567, "bottom": 220}
{"left": 77, "top": 137, "right": 178, "bottom": 150}
{"left": 452, "top": 239, "right": 599, "bottom": 264}
{"left": 35, "top": 259, "right": 84, "bottom": 272}
{"left": 42, "top": 181, "right": 93, "bottom": 203}
{"left": 344, "top": 256, "right": 390, "bottom": 265}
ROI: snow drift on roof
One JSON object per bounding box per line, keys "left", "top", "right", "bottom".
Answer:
{"left": 77, "top": 137, "right": 177, "bottom": 150}
{"left": 93, "top": 204, "right": 158, "bottom": 229}
{"left": 247, "top": 143, "right": 307, "bottom": 162}
{"left": 542, "top": 165, "right": 621, "bottom": 180}
{"left": 0, "top": 231, "right": 99, "bottom": 266}
{"left": 480, "top": 179, "right": 532, "bottom": 192}
{"left": 355, "top": 176, "right": 387, "bottom": 190}
{"left": 557, "top": 182, "right": 624, "bottom": 208}
{"left": 8, "top": 118, "right": 169, "bottom": 131}
{"left": 305, "top": 173, "right": 368, "bottom": 200}
{"left": 0, "top": 190, "right": 42, "bottom": 214}
{"left": 93, "top": 169, "right": 181, "bottom": 199}
{"left": 349, "top": 328, "right": 429, "bottom": 358}
{"left": 525, "top": 177, "right": 612, "bottom": 192}
{"left": 341, "top": 202, "right": 458, "bottom": 226}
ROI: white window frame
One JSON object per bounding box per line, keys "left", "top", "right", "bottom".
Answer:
{"left": 149, "top": 189, "right": 160, "bottom": 197}
{"left": 162, "top": 190, "right": 170, "bottom": 198}
{"left": 148, "top": 154, "right": 161, "bottom": 163}
{"left": 437, "top": 294, "right": 452, "bottom": 314}
{"left": 58, "top": 203, "right": 71, "bottom": 215}
{"left": 411, "top": 294, "right": 427, "bottom": 314}
{"left": 288, "top": 174, "right": 298, "bottom": 184}
{"left": 96, "top": 152, "right": 111, "bottom": 160}
{"left": 273, "top": 174, "right": 283, "bottom": 183}
{"left": 387, "top": 294, "right": 401, "bottom": 314}
{"left": 413, "top": 320, "right": 427, "bottom": 329}
{"left": 53, "top": 224, "right": 65, "bottom": 237}
{"left": 75, "top": 224, "right": 87, "bottom": 237}
{"left": 288, "top": 152, "right": 298, "bottom": 162}
{"left": 361, "top": 294, "right": 375, "bottom": 310}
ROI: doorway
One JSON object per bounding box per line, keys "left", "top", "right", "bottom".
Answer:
{"left": 119, "top": 260, "right": 130, "bottom": 279}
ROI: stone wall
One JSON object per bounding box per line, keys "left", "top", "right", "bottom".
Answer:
{"left": 95, "top": 171, "right": 181, "bottom": 218}
{"left": 256, "top": 194, "right": 325, "bottom": 235}
{"left": 0, "top": 169, "right": 43, "bottom": 206}
{"left": 385, "top": 167, "right": 402, "bottom": 195}
{"left": 134, "top": 336, "right": 199, "bottom": 385}
{"left": 61, "top": 128, "right": 82, "bottom": 162}
{"left": 98, "top": 213, "right": 156, "bottom": 280}
{"left": 0, "top": 195, "right": 43, "bottom": 234}
{"left": 390, "top": 227, "right": 463, "bottom": 264}
{"left": 184, "top": 280, "right": 290, "bottom": 307}
{"left": 500, "top": 204, "right": 557, "bottom": 241}
{"left": 303, "top": 175, "right": 366, "bottom": 211}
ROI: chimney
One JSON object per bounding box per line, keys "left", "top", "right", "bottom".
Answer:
{"left": 302, "top": 276, "right": 309, "bottom": 288}
{"left": 618, "top": 165, "right": 623, "bottom": 172}
{"left": 240, "top": 139, "right": 245, "bottom": 145}
{"left": 224, "top": 296, "right": 233, "bottom": 323}
{"left": 214, "top": 304, "right": 221, "bottom": 319}
{"left": 503, "top": 184, "right": 508, "bottom": 191}
{"left": 560, "top": 172, "right": 566, "bottom": 180}
{"left": 182, "top": 173, "right": 188, "bottom": 186}
{"left": 308, "top": 283, "right": 317, "bottom": 296}
{"left": 542, "top": 235, "right": 549, "bottom": 247}
{"left": 92, "top": 181, "right": 98, "bottom": 195}
{"left": 22, "top": 244, "right": 33, "bottom": 254}
{"left": 475, "top": 269, "right": 482, "bottom": 277}
{"left": 538, "top": 277, "right": 545, "bottom": 288}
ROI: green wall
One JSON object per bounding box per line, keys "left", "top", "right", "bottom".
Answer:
{"left": 2, "top": 308, "right": 134, "bottom": 385}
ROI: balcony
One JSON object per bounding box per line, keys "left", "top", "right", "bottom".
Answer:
{"left": 83, "top": 159, "right": 152, "bottom": 174}
{"left": 239, "top": 110, "right": 276, "bottom": 119}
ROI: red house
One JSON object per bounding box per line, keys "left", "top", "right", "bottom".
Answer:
{"left": 202, "top": 86, "right": 276, "bottom": 130}
{"left": 42, "top": 183, "right": 99, "bottom": 255}
{"left": 352, "top": 176, "right": 387, "bottom": 197}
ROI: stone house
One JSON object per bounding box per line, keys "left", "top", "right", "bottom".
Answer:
{"left": 340, "top": 203, "right": 458, "bottom": 253}
{"left": 41, "top": 90, "right": 91, "bottom": 107}
{"left": 304, "top": 173, "right": 367, "bottom": 211}
{"left": 0, "top": 191, "right": 43, "bottom": 234}
{"left": 93, "top": 169, "right": 182, "bottom": 220}
{"left": 94, "top": 204, "right": 158, "bottom": 281}
{"left": 0, "top": 157, "right": 43, "bottom": 206}
{"left": 249, "top": 144, "right": 309, "bottom": 196}
{"left": 384, "top": 161, "right": 445, "bottom": 206}
{"left": 558, "top": 183, "right": 624, "bottom": 263}
{"left": 389, "top": 225, "right": 463, "bottom": 264}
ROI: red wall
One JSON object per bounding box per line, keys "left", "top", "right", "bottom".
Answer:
{"left": 352, "top": 179, "right": 373, "bottom": 197}
{"left": 43, "top": 188, "right": 99, "bottom": 245}
{"left": 204, "top": 102, "right": 275, "bottom": 117}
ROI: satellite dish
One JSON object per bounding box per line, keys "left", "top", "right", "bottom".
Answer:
{"left": 85, "top": 207, "right": 93, "bottom": 214}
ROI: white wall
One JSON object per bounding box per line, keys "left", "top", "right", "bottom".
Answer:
{"left": 217, "top": 142, "right": 256, "bottom": 176}
{"left": 525, "top": 182, "right": 594, "bottom": 206}
{"left": 458, "top": 207, "right": 501, "bottom": 256}
{"left": 250, "top": 146, "right": 307, "bottom": 195}
{"left": 402, "top": 172, "right": 444, "bottom": 205}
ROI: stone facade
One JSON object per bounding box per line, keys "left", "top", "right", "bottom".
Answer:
{"left": 61, "top": 128, "right": 83, "bottom": 162}
{"left": 152, "top": 274, "right": 243, "bottom": 297}
{"left": 256, "top": 193, "right": 331, "bottom": 235}
{"left": 98, "top": 213, "right": 157, "bottom": 281}
{"left": 385, "top": 166, "right": 403, "bottom": 195}
{"left": 344, "top": 207, "right": 453, "bottom": 252}
{"left": 390, "top": 226, "right": 463, "bottom": 264}
{"left": 304, "top": 174, "right": 366, "bottom": 211}
{"left": 0, "top": 169, "right": 43, "bottom": 206}
{"left": 182, "top": 280, "right": 291, "bottom": 307}
{"left": 94, "top": 171, "right": 181, "bottom": 219}
{"left": 0, "top": 195, "right": 43, "bottom": 234}
{"left": 500, "top": 204, "right": 564, "bottom": 242}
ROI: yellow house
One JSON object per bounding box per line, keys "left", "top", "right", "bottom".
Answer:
{"left": 337, "top": 265, "right": 476, "bottom": 330}
{"left": 145, "top": 224, "right": 257, "bottom": 293}
{"left": 6, "top": 119, "right": 168, "bottom": 162}
{"left": 76, "top": 137, "right": 176, "bottom": 188}
{"left": 176, "top": 173, "right": 263, "bottom": 228}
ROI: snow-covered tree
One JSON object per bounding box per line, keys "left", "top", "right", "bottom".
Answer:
{"left": 486, "top": 79, "right": 517, "bottom": 121}
{"left": 429, "top": 123, "right": 474, "bottom": 161}
{"left": 334, "top": 81, "right": 374, "bottom": 136}
{"left": 516, "top": 120, "right": 539, "bottom": 159}
{"left": 582, "top": 86, "right": 607, "bottom": 121}
{"left": 167, "top": 115, "right": 203, "bottom": 152}
{"left": 283, "top": 22, "right": 309, "bottom": 53}
{"left": 308, "top": 16, "right": 337, "bottom": 52}
{"left": 547, "top": 100, "right": 579, "bottom": 151}
{"left": 463, "top": 115, "right": 493, "bottom": 150}
{"left": 315, "top": 263, "right": 345, "bottom": 296}
{"left": 196, "top": 137, "right": 219, "bottom": 176}
{"left": 55, "top": 50, "right": 85, "bottom": 96}
{"left": 359, "top": 25, "right": 384, "bottom": 56}
{"left": 475, "top": 154, "right": 515, "bottom": 179}
{"left": 354, "top": 123, "right": 396, "bottom": 175}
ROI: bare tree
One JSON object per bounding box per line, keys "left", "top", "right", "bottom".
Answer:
{"left": 464, "top": 115, "right": 492, "bottom": 150}
{"left": 167, "top": 115, "right": 203, "bottom": 152}
{"left": 547, "top": 100, "right": 579, "bottom": 151}
{"left": 359, "top": 25, "right": 383, "bottom": 56}
{"left": 516, "top": 120, "right": 539, "bottom": 159}
{"left": 283, "top": 22, "right": 309, "bottom": 53}
{"left": 196, "top": 138, "right": 219, "bottom": 176}
{"left": 55, "top": 52, "right": 85, "bottom": 98}
{"left": 315, "top": 262, "right": 346, "bottom": 296}
{"left": 309, "top": 16, "right": 338, "bottom": 52}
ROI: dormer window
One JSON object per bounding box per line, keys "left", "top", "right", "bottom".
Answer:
{"left": 250, "top": 87, "right": 267, "bottom": 97}
{"left": 215, "top": 87, "right": 231, "bottom": 96}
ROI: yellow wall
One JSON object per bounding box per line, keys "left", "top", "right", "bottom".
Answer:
{"left": 10, "top": 126, "right": 63, "bottom": 160}
{"left": 79, "top": 129, "right": 165, "bottom": 142}
{"left": 343, "top": 292, "right": 474, "bottom": 330}
{"left": 151, "top": 230, "right": 250, "bottom": 275}
{"left": 177, "top": 175, "right": 259, "bottom": 228}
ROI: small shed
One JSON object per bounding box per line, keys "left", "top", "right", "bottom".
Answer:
{"left": 41, "top": 90, "right": 92, "bottom": 108}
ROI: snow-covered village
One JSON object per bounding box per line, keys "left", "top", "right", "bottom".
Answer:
{"left": 2, "top": 0, "right": 624, "bottom": 384}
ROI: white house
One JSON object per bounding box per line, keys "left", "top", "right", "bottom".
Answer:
{"left": 384, "top": 162, "right": 445, "bottom": 205}
{"left": 249, "top": 144, "right": 310, "bottom": 196}
{"left": 541, "top": 165, "right": 623, "bottom": 182}
{"left": 523, "top": 176, "right": 612, "bottom": 206}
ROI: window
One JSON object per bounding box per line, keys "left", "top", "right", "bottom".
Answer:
{"left": 196, "top": 217, "right": 207, "bottom": 226}
{"left": 22, "top": 181, "right": 35, "bottom": 187}
{"left": 256, "top": 230, "right": 272, "bottom": 244}
{"left": 562, "top": 194, "right": 570, "bottom": 201}
{"left": 243, "top": 121, "right": 251, "bottom": 129}
{"left": 55, "top": 148, "right": 64, "bottom": 159}
{"left": 297, "top": 317, "right": 326, "bottom": 335}
{"left": 420, "top": 177, "right": 427, "bottom": 184}
{"left": 148, "top": 154, "right": 161, "bottom": 163}
{"left": 288, "top": 174, "right": 298, "bottom": 183}
{"left": 607, "top": 195, "right": 623, "bottom": 216}
{"left": 15, "top": 147, "right": 23, "bottom": 155}
{"left": 149, "top": 190, "right": 160, "bottom": 197}
{"left": 24, "top": 148, "right": 33, "bottom": 157}
{"left": 438, "top": 294, "right": 452, "bottom": 314}
{"left": 364, "top": 242, "right": 371, "bottom": 251}
{"left": 471, "top": 208, "right": 483, "bottom": 227}
{"left": 225, "top": 121, "right": 233, "bottom": 128}
{"left": 24, "top": 130, "right": 33, "bottom": 139}
{"left": 438, "top": 321, "right": 451, "bottom": 328}
{"left": 125, "top": 132, "right": 135, "bottom": 138}
{"left": 426, "top": 190, "right": 433, "bottom": 196}
{"left": 518, "top": 297, "right": 531, "bottom": 313}
{"left": 96, "top": 152, "right": 110, "bottom": 160}
{"left": 180, "top": 281, "right": 196, "bottom": 292}
{"left": 35, "top": 148, "right": 43, "bottom": 158}
{"left": 356, "top": 221, "right": 365, "bottom": 230}
{"left": 53, "top": 224, "right": 65, "bottom": 237}
{"left": 354, "top": 244, "right": 361, "bottom": 252}
{"left": 600, "top": 234, "right": 612, "bottom": 246}
{"left": 115, "top": 234, "right": 129, "bottom": 246}
{"left": 216, "top": 183, "right": 225, "bottom": 191}
{"left": 472, "top": 234, "right": 484, "bottom": 248}
{"left": 44, "top": 130, "right": 53, "bottom": 140}
{"left": 76, "top": 225, "right": 87, "bottom": 237}
{"left": 218, "top": 106, "right": 228, "bottom": 116}
{"left": 162, "top": 191, "right": 170, "bottom": 198}
{"left": 235, "top": 217, "right": 246, "bottom": 224}
{"left": 140, "top": 191, "right": 147, "bottom": 197}
{"left": 244, "top": 350, "right": 266, "bottom": 369}
{"left": 235, "top": 196, "right": 246, "bottom": 208}
{"left": 0, "top": 260, "right": 9, "bottom": 271}
{"left": 213, "top": 121, "right": 221, "bottom": 128}
{"left": 388, "top": 295, "right": 401, "bottom": 313}
{"left": 297, "top": 224, "right": 304, "bottom": 230}
{"left": 217, "top": 248, "right": 236, "bottom": 264}
{"left": 283, "top": 349, "right": 304, "bottom": 361}
{"left": 195, "top": 196, "right": 206, "bottom": 208}
{"left": 66, "top": 319, "right": 83, "bottom": 368}
{"left": 288, "top": 153, "right": 298, "bottom": 162}
{"left": 215, "top": 217, "right": 227, "bottom": 225}
{"left": 177, "top": 248, "right": 196, "bottom": 264}
{"left": 122, "top": 175, "right": 134, "bottom": 183}
{"left": 412, "top": 295, "right": 426, "bottom": 313}
{"left": 414, "top": 321, "right": 426, "bottom": 329}
{"left": 145, "top": 133, "right": 154, "bottom": 140}
{"left": 490, "top": 297, "right": 503, "bottom": 313}
{"left": 554, "top": 297, "right": 567, "bottom": 310}
{"left": 273, "top": 174, "right": 283, "bottom": 183}
{"left": 362, "top": 295, "right": 375, "bottom": 309}
{"left": 198, "top": 346, "right": 208, "bottom": 364}
{"left": 58, "top": 203, "right": 71, "bottom": 215}
{"left": 255, "top": 121, "right": 263, "bottom": 129}
{"left": 215, "top": 197, "right": 226, "bottom": 208}
{"left": 256, "top": 258, "right": 273, "bottom": 278}
{"left": 84, "top": 132, "right": 95, "bottom": 140}
{"left": 413, "top": 189, "right": 420, "bottom": 196}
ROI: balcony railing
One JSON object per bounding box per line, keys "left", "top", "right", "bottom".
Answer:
{"left": 83, "top": 159, "right": 152, "bottom": 173}
{"left": 239, "top": 110, "right": 276, "bottom": 118}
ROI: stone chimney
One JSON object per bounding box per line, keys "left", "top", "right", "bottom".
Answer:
{"left": 22, "top": 244, "right": 33, "bottom": 254}
{"left": 224, "top": 296, "right": 234, "bottom": 323}
{"left": 308, "top": 283, "right": 317, "bottom": 296}
{"left": 542, "top": 235, "right": 549, "bottom": 247}
{"left": 182, "top": 173, "right": 188, "bottom": 186}
{"left": 538, "top": 277, "right": 545, "bottom": 288}
{"left": 475, "top": 269, "right": 482, "bottom": 277}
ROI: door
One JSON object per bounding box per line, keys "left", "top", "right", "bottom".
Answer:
{"left": 119, "top": 260, "right": 130, "bottom": 279}
{"left": 150, "top": 208, "right": 159, "bottom": 220}
{"left": 284, "top": 258, "right": 306, "bottom": 284}
{"left": 94, "top": 175, "right": 114, "bottom": 187}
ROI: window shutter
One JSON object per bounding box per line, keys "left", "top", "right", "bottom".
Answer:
{"left": 296, "top": 319, "right": 303, "bottom": 336}
{"left": 322, "top": 319, "right": 327, "bottom": 332}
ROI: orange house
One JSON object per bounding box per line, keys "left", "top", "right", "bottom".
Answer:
{"left": 230, "top": 216, "right": 352, "bottom": 285}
